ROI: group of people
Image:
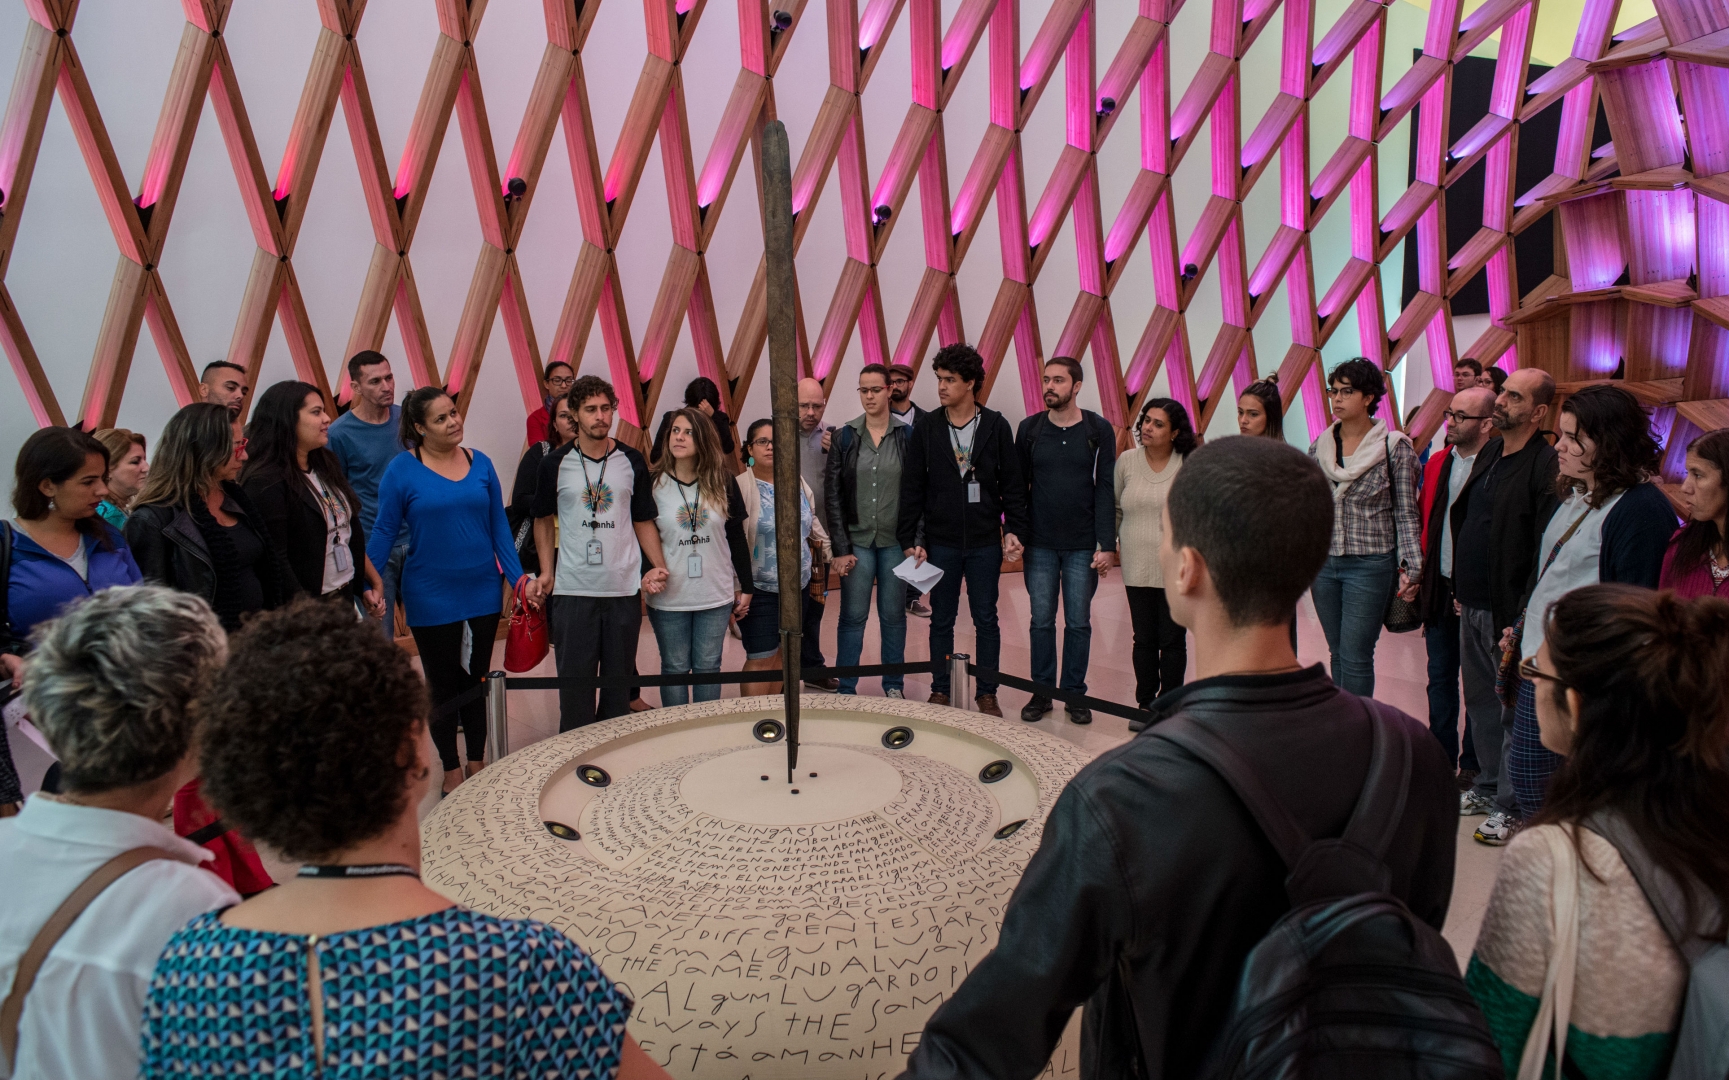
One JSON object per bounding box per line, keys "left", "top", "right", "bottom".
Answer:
{"left": 0, "top": 416, "right": 1722, "bottom": 1079}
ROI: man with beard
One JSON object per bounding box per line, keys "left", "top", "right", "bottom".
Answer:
{"left": 1415, "top": 386, "right": 1496, "bottom": 774}
{"left": 1449, "top": 367, "right": 1558, "bottom": 843}
{"left": 1013, "top": 357, "right": 1118, "bottom": 724}
{"left": 198, "top": 361, "right": 248, "bottom": 419}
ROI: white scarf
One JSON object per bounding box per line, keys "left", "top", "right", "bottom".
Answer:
{"left": 1315, "top": 419, "right": 1402, "bottom": 500}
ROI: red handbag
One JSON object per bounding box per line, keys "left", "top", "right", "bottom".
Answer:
{"left": 503, "top": 579, "right": 549, "bottom": 672}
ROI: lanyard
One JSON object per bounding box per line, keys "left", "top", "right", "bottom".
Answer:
{"left": 578, "top": 447, "right": 612, "bottom": 508}
{"left": 948, "top": 413, "right": 980, "bottom": 477}
{"left": 673, "top": 476, "right": 704, "bottom": 531}
{"left": 304, "top": 470, "right": 347, "bottom": 530}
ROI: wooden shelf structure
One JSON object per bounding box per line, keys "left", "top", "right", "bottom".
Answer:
{"left": 0, "top": 0, "right": 1724, "bottom": 461}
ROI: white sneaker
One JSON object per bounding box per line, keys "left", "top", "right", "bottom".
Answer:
{"left": 885, "top": 689, "right": 904, "bottom": 698}
{"left": 1474, "top": 812, "right": 1519, "bottom": 846}
{"left": 1459, "top": 790, "right": 1495, "bottom": 817}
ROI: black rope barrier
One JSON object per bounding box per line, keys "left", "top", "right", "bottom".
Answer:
{"left": 965, "top": 663, "right": 1154, "bottom": 726}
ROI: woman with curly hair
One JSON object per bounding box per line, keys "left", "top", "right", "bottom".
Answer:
{"left": 140, "top": 599, "right": 669, "bottom": 1080}
{"left": 1114, "top": 397, "right": 1196, "bottom": 707}
{"left": 1307, "top": 358, "right": 1423, "bottom": 697}
{"left": 1466, "top": 585, "right": 1729, "bottom": 1079}
{"left": 1492, "top": 384, "right": 1675, "bottom": 833}
{"left": 125, "top": 403, "right": 299, "bottom": 632}
{"left": 1661, "top": 427, "right": 1728, "bottom": 598}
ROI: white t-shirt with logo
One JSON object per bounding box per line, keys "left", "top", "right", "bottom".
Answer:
{"left": 533, "top": 441, "right": 657, "bottom": 597}
{"left": 646, "top": 476, "right": 736, "bottom": 612}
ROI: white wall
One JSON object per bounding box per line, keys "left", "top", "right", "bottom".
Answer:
{"left": 0, "top": 0, "right": 1445, "bottom": 504}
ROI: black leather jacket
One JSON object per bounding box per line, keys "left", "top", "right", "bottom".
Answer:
{"left": 125, "top": 483, "right": 300, "bottom": 621}
{"left": 822, "top": 417, "right": 912, "bottom": 558}
{"left": 899, "top": 666, "right": 1457, "bottom": 1080}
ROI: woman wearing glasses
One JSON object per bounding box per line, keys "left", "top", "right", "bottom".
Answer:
{"left": 1465, "top": 584, "right": 1728, "bottom": 1079}
{"left": 127, "top": 403, "right": 300, "bottom": 632}
{"left": 1306, "top": 359, "right": 1423, "bottom": 696}
{"left": 524, "top": 361, "right": 577, "bottom": 445}
{"left": 735, "top": 418, "right": 829, "bottom": 695}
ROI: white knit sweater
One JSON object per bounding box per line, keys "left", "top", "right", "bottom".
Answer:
{"left": 1114, "top": 450, "right": 1181, "bottom": 588}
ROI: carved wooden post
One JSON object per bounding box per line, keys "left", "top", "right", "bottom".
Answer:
{"left": 761, "top": 118, "right": 802, "bottom": 782}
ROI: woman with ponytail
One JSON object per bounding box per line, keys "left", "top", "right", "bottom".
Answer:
{"left": 1662, "top": 427, "right": 1728, "bottom": 597}
{"left": 1467, "top": 584, "right": 1729, "bottom": 1079}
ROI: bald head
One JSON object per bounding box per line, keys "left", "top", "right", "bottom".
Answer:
{"left": 797, "top": 377, "right": 827, "bottom": 433}
{"left": 1444, "top": 387, "right": 1497, "bottom": 454}
{"left": 1495, "top": 367, "right": 1554, "bottom": 435}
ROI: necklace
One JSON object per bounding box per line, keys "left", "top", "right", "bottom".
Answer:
{"left": 297, "top": 863, "right": 420, "bottom": 879}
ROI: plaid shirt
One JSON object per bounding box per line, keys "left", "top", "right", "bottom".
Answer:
{"left": 1309, "top": 431, "right": 1424, "bottom": 573}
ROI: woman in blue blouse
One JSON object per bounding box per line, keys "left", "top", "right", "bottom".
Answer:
{"left": 141, "top": 599, "right": 665, "bottom": 1079}
{"left": 366, "top": 387, "right": 529, "bottom": 793}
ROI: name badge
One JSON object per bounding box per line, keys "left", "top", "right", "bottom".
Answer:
{"left": 967, "top": 481, "right": 981, "bottom": 503}
{"left": 332, "top": 543, "right": 352, "bottom": 573}
{"left": 687, "top": 553, "right": 703, "bottom": 578}
{"left": 586, "top": 538, "right": 604, "bottom": 565}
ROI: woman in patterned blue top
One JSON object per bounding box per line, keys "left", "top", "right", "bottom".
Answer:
{"left": 139, "top": 599, "right": 668, "bottom": 1079}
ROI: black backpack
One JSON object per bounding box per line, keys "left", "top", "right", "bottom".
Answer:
{"left": 1153, "top": 704, "right": 1504, "bottom": 1080}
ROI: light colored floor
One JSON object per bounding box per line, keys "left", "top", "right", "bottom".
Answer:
{"left": 489, "top": 570, "right": 1500, "bottom": 966}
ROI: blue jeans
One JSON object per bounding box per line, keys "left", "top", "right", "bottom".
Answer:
{"left": 926, "top": 544, "right": 1001, "bottom": 696}
{"left": 1424, "top": 578, "right": 1462, "bottom": 767}
{"left": 836, "top": 545, "right": 908, "bottom": 694}
{"left": 1310, "top": 551, "right": 1397, "bottom": 697}
{"left": 1024, "top": 548, "right": 1096, "bottom": 695}
{"left": 647, "top": 603, "right": 733, "bottom": 706}
{"left": 378, "top": 542, "right": 409, "bottom": 639}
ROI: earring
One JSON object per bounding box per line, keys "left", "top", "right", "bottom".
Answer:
{"left": 47, "top": 497, "right": 56, "bottom": 511}
{"left": 746, "top": 456, "right": 754, "bottom": 467}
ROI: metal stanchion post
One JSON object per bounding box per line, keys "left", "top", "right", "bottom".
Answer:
{"left": 484, "top": 671, "right": 509, "bottom": 765}
{"left": 948, "top": 653, "right": 973, "bottom": 711}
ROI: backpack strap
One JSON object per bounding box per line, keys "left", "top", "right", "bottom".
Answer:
{"left": 1585, "top": 811, "right": 1716, "bottom": 964}
{"left": 0, "top": 846, "right": 178, "bottom": 1068}
{"left": 1150, "top": 715, "right": 1311, "bottom": 870}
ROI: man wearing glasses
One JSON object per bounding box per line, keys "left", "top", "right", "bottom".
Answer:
{"left": 795, "top": 378, "right": 839, "bottom": 690}
{"left": 524, "top": 361, "right": 577, "bottom": 445}
{"left": 887, "top": 364, "right": 930, "bottom": 617}
{"left": 1415, "top": 386, "right": 1496, "bottom": 780}
{"left": 823, "top": 364, "right": 913, "bottom": 697}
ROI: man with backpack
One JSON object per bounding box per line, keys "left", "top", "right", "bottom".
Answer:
{"left": 898, "top": 436, "right": 1476, "bottom": 1079}
{"left": 1014, "top": 357, "right": 1118, "bottom": 724}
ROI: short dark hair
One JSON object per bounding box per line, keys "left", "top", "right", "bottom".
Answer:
{"left": 1328, "top": 358, "right": 1386, "bottom": 413}
{"left": 543, "top": 360, "right": 574, "bottom": 380}
{"left": 1167, "top": 437, "right": 1333, "bottom": 627}
{"left": 12, "top": 427, "right": 109, "bottom": 525}
{"left": 1137, "top": 397, "right": 1198, "bottom": 456}
{"left": 346, "top": 350, "right": 389, "bottom": 382}
{"left": 568, "top": 374, "right": 618, "bottom": 411}
{"left": 200, "top": 360, "right": 245, "bottom": 381}
{"left": 1453, "top": 358, "right": 1483, "bottom": 377}
{"left": 1044, "top": 356, "right": 1083, "bottom": 384}
{"left": 858, "top": 363, "right": 892, "bottom": 384}
{"left": 684, "top": 376, "right": 722, "bottom": 411}
{"left": 399, "top": 385, "right": 454, "bottom": 450}
{"left": 931, "top": 343, "right": 985, "bottom": 395}
{"left": 1559, "top": 384, "right": 1662, "bottom": 507}
{"left": 198, "top": 598, "right": 429, "bottom": 862}
{"left": 1485, "top": 366, "right": 1506, "bottom": 392}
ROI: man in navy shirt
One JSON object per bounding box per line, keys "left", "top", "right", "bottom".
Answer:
{"left": 328, "top": 350, "right": 407, "bottom": 637}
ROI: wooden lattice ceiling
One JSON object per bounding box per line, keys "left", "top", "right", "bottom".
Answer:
{"left": 1, "top": 0, "right": 1726, "bottom": 457}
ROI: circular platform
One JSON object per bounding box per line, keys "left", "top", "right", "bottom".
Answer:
{"left": 421, "top": 694, "right": 1091, "bottom": 1077}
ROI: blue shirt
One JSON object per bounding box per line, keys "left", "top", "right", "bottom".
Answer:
{"left": 6, "top": 522, "right": 141, "bottom": 643}
{"left": 141, "top": 906, "right": 631, "bottom": 1079}
{"left": 366, "top": 450, "right": 524, "bottom": 626}
{"left": 327, "top": 406, "right": 405, "bottom": 542}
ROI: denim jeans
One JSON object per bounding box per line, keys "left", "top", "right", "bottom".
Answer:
{"left": 1024, "top": 548, "right": 1096, "bottom": 695}
{"left": 1310, "top": 551, "right": 1397, "bottom": 697}
{"left": 836, "top": 545, "right": 908, "bottom": 694}
{"left": 1424, "top": 577, "right": 1463, "bottom": 767}
{"left": 378, "top": 542, "right": 409, "bottom": 639}
{"left": 925, "top": 544, "right": 1001, "bottom": 696}
{"left": 647, "top": 603, "right": 733, "bottom": 706}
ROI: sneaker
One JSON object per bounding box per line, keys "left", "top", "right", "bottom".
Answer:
{"left": 1474, "top": 812, "right": 1519, "bottom": 846}
{"left": 1456, "top": 768, "right": 1479, "bottom": 792}
{"left": 907, "top": 598, "right": 931, "bottom": 618}
{"left": 928, "top": 691, "right": 951, "bottom": 707}
{"left": 975, "top": 694, "right": 1003, "bottom": 717}
{"left": 1067, "top": 705, "right": 1093, "bottom": 726}
{"left": 804, "top": 677, "right": 840, "bottom": 693}
{"left": 1459, "top": 790, "right": 1495, "bottom": 817}
{"left": 884, "top": 689, "right": 904, "bottom": 699}
{"left": 1020, "top": 696, "right": 1053, "bottom": 722}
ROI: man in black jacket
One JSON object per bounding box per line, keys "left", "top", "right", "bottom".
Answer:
{"left": 1453, "top": 367, "right": 1559, "bottom": 841}
{"left": 898, "top": 436, "right": 1456, "bottom": 1079}
{"left": 898, "top": 343, "right": 1029, "bottom": 715}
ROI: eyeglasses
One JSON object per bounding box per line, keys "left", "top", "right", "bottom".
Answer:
{"left": 231, "top": 438, "right": 249, "bottom": 454}
{"left": 1517, "top": 656, "right": 1566, "bottom": 686}
{"left": 1324, "top": 387, "right": 1362, "bottom": 398}
{"left": 797, "top": 402, "right": 825, "bottom": 411}
{"left": 1442, "top": 410, "right": 1493, "bottom": 423}
{"left": 890, "top": 377, "right": 911, "bottom": 385}
{"left": 749, "top": 437, "right": 774, "bottom": 447}
{"left": 546, "top": 376, "right": 576, "bottom": 389}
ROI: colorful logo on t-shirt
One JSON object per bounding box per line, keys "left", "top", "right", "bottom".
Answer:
{"left": 677, "top": 502, "right": 710, "bottom": 532}
{"left": 581, "top": 482, "right": 614, "bottom": 515}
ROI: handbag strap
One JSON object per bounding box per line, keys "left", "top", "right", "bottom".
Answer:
{"left": 0, "top": 845, "right": 178, "bottom": 1068}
